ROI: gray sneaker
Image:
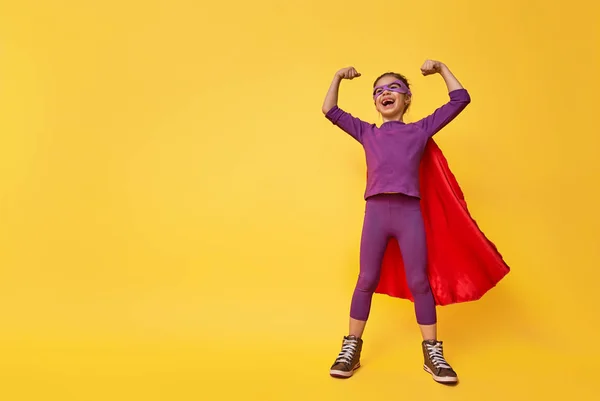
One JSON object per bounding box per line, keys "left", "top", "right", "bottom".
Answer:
{"left": 329, "top": 335, "right": 363, "bottom": 378}
{"left": 422, "top": 340, "right": 458, "bottom": 384}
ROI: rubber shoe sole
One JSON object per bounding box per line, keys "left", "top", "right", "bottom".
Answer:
{"left": 423, "top": 365, "right": 458, "bottom": 384}
{"left": 330, "top": 362, "right": 361, "bottom": 379}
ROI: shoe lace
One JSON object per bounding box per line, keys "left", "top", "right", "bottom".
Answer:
{"left": 426, "top": 342, "right": 451, "bottom": 369}
{"left": 335, "top": 337, "right": 359, "bottom": 365}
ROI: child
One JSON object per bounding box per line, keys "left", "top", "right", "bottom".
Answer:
{"left": 321, "top": 60, "right": 510, "bottom": 384}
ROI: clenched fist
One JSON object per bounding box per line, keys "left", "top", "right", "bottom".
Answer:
{"left": 336, "top": 66, "right": 361, "bottom": 80}
{"left": 420, "top": 60, "right": 445, "bottom": 76}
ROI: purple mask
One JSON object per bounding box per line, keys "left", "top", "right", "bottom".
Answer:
{"left": 373, "top": 80, "right": 411, "bottom": 100}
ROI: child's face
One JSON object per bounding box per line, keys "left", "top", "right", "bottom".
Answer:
{"left": 373, "top": 75, "right": 411, "bottom": 119}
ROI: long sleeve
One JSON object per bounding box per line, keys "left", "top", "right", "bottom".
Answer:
{"left": 325, "top": 105, "right": 372, "bottom": 144}
{"left": 415, "top": 89, "right": 471, "bottom": 137}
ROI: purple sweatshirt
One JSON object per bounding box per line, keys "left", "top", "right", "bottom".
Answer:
{"left": 325, "top": 88, "right": 471, "bottom": 200}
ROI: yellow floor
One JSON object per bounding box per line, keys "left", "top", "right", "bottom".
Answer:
{"left": 1, "top": 1, "right": 599, "bottom": 400}
{"left": 1, "top": 342, "right": 594, "bottom": 400}
{"left": 1, "top": 296, "right": 596, "bottom": 400}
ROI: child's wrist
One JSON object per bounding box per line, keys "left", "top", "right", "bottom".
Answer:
{"left": 438, "top": 63, "right": 449, "bottom": 73}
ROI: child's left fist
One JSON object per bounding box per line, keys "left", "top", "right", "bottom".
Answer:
{"left": 420, "top": 60, "right": 444, "bottom": 76}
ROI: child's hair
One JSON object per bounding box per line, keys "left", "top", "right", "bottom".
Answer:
{"left": 373, "top": 72, "right": 411, "bottom": 113}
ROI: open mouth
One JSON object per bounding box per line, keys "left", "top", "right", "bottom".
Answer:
{"left": 381, "top": 98, "right": 395, "bottom": 108}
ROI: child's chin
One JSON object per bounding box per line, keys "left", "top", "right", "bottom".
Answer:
{"left": 380, "top": 109, "right": 401, "bottom": 118}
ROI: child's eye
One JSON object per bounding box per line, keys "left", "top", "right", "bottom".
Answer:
{"left": 389, "top": 84, "right": 400, "bottom": 89}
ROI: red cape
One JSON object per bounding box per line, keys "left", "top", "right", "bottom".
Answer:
{"left": 375, "top": 139, "right": 510, "bottom": 305}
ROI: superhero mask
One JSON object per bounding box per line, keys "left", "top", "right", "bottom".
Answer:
{"left": 373, "top": 80, "right": 412, "bottom": 101}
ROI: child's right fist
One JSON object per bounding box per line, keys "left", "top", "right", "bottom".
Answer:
{"left": 336, "top": 67, "right": 361, "bottom": 80}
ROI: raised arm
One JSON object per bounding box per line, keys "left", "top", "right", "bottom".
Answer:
{"left": 416, "top": 60, "right": 471, "bottom": 137}
{"left": 421, "top": 60, "right": 464, "bottom": 92}
{"left": 322, "top": 67, "right": 371, "bottom": 144}
{"left": 322, "top": 67, "right": 361, "bottom": 115}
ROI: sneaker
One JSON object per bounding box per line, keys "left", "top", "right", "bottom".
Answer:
{"left": 422, "top": 340, "right": 458, "bottom": 383}
{"left": 329, "top": 335, "right": 363, "bottom": 378}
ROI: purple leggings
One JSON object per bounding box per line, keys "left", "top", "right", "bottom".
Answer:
{"left": 350, "top": 193, "right": 437, "bottom": 325}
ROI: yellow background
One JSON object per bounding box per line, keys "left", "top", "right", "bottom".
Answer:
{"left": 1, "top": 0, "right": 598, "bottom": 399}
